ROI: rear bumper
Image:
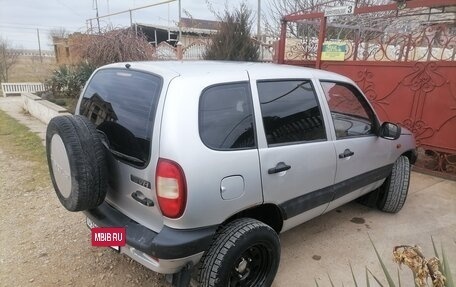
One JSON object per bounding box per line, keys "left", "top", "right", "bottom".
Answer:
{"left": 83, "top": 202, "right": 217, "bottom": 273}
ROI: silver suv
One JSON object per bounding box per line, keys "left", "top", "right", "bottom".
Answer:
{"left": 46, "top": 61, "right": 417, "bottom": 287}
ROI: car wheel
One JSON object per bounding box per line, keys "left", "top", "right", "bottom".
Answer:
{"left": 46, "top": 115, "right": 107, "bottom": 211}
{"left": 377, "top": 156, "right": 411, "bottom": 213}
{"left": 198, "top": 218, "right": 280, "bottom": 287}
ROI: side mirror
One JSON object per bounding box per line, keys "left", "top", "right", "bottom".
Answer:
{"left": 379, "top": 122, "right": 401, "bottom": 140}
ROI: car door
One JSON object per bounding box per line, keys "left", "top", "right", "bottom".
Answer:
{"left": 318, "top": 81, "right": 394, "bottom": 211}
{"left": 250, "top": 78, "right": 337, "bottom": 232}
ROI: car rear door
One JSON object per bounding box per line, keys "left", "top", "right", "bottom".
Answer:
{"left": 250, "top": 77, "right": 337, "bottom": 231}
{"left": 317, "top": 81, "right": 394, "bottom": 211}
{"left": 77, "top": 68, "right": 169, "bottom": 232}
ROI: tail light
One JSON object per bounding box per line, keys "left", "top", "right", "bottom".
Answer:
{"left": 155, "top": 158, "right": 187, "bottom": 218}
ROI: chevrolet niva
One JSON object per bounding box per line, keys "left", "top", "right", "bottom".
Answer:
{"left": 46, "top": 61, "right": 416, "bottom": 287}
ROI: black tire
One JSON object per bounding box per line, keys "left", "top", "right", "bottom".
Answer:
{"left": 198, "top": 218, "right": 280, "bottom": 287}
{"left": 46, "top": 115, "right": 107, "bottom": 212}
{"left": 377, "top": 156, "right": 411, "bottom": 213}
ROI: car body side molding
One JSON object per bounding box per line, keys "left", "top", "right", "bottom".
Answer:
{"left": 279, "top": 164, "right": 394, "bottom": 219}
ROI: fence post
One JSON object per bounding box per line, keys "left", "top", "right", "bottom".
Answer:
{"left": 316, "top": 16, "right": 327, "bottom": 69}
{"left": 176, "top": 42, "right": 183, "bottom": 60}
{"left": 277, "top": 20, "right": 287, "bottom": 64}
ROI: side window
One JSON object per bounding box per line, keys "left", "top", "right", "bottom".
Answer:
{"left": 199, "top": 82, "right": 255, "bottom": 150}
{"left": 320, "top": 81, "right": 376, "bottom": 139}
{"left": 257, "top": 80, "right": 326, "bottom": 145}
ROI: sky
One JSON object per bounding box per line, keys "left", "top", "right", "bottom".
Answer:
{"left": 0, "top": 0, "right": 268, "bottom": 50}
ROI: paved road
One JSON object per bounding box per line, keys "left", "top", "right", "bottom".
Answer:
{"left": 1, "top": 95, "right": 455, "bottom": 287}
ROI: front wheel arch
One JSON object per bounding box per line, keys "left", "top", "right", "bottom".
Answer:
{"left": 377, "top": 155, "right": 411, "bottom": 213}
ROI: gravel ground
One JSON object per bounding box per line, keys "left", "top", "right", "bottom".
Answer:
{"left": 0, "top": 147, "right": 169, "bottom": 287}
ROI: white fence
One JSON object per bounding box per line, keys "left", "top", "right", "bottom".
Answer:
{"left": 6, "top": 49, "right": 55, "bottom": 58}
{"left": 154, "top": 40, "right": 276, "bottom": 61}
{"left": 1, "top": 83, "right": 47, "bottom": 97}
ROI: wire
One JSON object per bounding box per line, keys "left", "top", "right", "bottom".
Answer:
{"left": 0, "top": 22, "right": 81, "bottom": 30}
{"left": 0, "top": 26, "right": 53, "bottom": 31}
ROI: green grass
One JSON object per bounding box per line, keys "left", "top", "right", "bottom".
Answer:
{"left": 0, "top": 109, "right": 49, "bottom": 188}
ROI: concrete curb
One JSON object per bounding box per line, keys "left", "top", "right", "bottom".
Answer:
{"left": 21, "top": 92, "right": 71, "bottom": 124}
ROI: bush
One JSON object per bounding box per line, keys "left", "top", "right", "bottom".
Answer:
{"left": 46, "top": 62, "right": 95, "bottom": 99}
{"left": 45, "top": 27, "right": 155, "bottom": 101}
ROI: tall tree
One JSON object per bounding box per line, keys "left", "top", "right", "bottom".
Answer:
{"left": 204, "top": 3, "right": 259, "bottom": 61}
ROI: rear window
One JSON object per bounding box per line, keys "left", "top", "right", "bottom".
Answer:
{"left": 79, "top": 69, "right": 162, "bottom": 166}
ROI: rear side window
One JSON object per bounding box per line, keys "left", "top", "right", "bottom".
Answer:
{"left": 199, "top": 82, "right": 255, "bottom": 150}
{"left": 257, "top": 80, "right": 326, "bottom": 145}
{"left": 79, "top": 69, "right": 162, "bottom": 166}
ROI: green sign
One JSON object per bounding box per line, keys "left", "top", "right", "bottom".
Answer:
{"left": 321, "top": 42, "right": 347, "bottom": 61}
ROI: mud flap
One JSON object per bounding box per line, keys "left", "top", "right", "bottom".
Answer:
{"left": 165, "top": 263, "right": 193, "bottom": 287}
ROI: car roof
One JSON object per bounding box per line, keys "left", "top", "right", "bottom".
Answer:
{"left": 102, "top": 61, "right": 352, "bottom": 83}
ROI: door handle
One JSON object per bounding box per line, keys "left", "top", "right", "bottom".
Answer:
{"left": 268, "top": 162, "right": 291, "bottom": 174}
{"left": 339, "top": 149, "right": 354, "bottom": 159}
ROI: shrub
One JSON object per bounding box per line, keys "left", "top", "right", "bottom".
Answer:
{"left": 46, "top": 62, "right": 95, "bottom": 99}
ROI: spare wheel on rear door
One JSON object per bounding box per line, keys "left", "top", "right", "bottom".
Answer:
{"left": 46, "top": 115, "right": 107, "bottom": 211}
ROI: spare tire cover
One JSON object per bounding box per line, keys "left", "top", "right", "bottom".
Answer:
{"left": 46, "top": 115, "right": 107, "bottom": 211}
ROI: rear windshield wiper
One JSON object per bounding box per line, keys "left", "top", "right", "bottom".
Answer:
{"left": 97, "top": 130, "right": 145, "bottom": 164}
{"left": 108, "top": 148, "right": 145, "bottom": 164}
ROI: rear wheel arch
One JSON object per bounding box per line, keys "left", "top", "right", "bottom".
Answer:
{"left": 223, "top": 204, "right": 284, "bottom": 234}
{"left": 198, "top": 218, "right": 280, "bottom": 287}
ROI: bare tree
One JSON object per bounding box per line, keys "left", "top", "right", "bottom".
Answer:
{"left": 70, "top": 27, "right": 155, "bottom": 68}
{"left": 49, "top": 27, "right": 69, "bottom": 42}
{"left": 265, "top": 0, "right": 392, "bottom": 39}
{"left": 0, "top": 38, "right": 19, "bottom": 82}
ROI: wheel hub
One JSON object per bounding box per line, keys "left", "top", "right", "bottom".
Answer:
{"left": 236, "top": 257, "right": 248, "bottom": 274}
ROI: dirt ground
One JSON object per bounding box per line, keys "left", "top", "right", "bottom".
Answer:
{"left": 8, "top": 56, "right": 56, "bottom": 83}
{"left": 1, "top": 144, "right": 456, "bottom": 287}
{"left": 0, "top": 147, "right": 169, "bottom": 286}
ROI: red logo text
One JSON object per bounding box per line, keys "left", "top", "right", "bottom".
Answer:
{"left": 91, "top": 227, "right": 126, "bottom": 247}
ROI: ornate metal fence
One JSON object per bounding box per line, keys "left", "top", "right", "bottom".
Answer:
{"left": 278, "top": 0, "right": 456, "bottom": 178}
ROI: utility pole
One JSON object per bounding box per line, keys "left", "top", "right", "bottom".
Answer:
{"left": 178, "top": 0, "right": 182, "bottom": 41}
{"left": 129, "top": 10, "right": 133, "bottom": 26}
{"left": 257, "top": 0, "right": 263, "bottom": 61}
{"left": 94, "top": 0, "right": 101, "bottom": 33}
{"left": 257, "top": 0, "right": 261, "bottom": 38}
{"left": 106, "top": 0, "right": 110, "bottom": 23}
{"left": 36, "top": 28, "right": 42, "bottom": 63}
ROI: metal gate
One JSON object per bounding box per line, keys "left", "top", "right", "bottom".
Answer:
{"left": 277, "top": 0, "right": 456, "bottom": 178}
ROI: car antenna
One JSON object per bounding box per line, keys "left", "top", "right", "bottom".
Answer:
{"left": 125, "top": 63, "right": 131, "bottom": 69}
